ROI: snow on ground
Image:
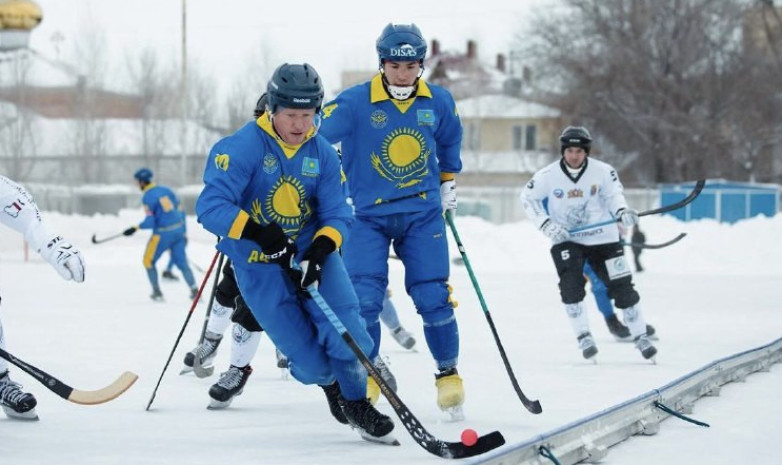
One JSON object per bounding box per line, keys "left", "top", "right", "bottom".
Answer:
{"left": 0, "top": 210, "right": 780, "bottom": 464}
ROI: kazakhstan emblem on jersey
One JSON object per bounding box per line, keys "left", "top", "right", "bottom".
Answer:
{"left": 370, "top": 110, "right": 388, "bottom": 129}
{"left": 417, "top": 109, "right": 435, "bottom": 126}
{"left": 252, "top": 175, "right": 312, "bottom": 230}
{"left": 263, "top": 153, "right": 279, "bottom": 174}
{"left": 370, "top": 127, "right": 429, "bottom": 189}
{"left": 302, "top": 157, "right": 320, "bottom": 177}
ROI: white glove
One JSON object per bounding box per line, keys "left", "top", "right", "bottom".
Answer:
{"left": 39, "top": 235, "right": 85, "bottom": 283}
{"left": 540, "top": 219, "right": 570, "bottom": 243}
{"left": 440, "top": 180, "right": 457, "bottom": 212}
{"left": 617, "top": 208, "right": 640, "bottom": 228}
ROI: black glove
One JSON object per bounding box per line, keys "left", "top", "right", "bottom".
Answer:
{"left": 241, "top": 221, "right": 297, "bottom": 267}
{"left": 123, "top": 227, "right": 137, "bottom": 236}
{"left": 300, "top": 236, "right": 337, "bottom": 290}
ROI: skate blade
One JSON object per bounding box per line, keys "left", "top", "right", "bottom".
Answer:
{"left": 613, "top": 335, "right": 633, "bottom": 343}
{"left": 279, "top": 368, "right": 289, "bottom": 380}
{"left": 358, "top": 429, "right": 400, "bottom": 446}
{"left": 442, "top": 405, "right": 465, "bottom": 422}
{"left": 179, "top": 366, "right": 193, "bottom": 375}
{"left": 206, "top": 398, "right": 233, "bottom": 410}
{"left": 193, "top": 364, "right": 214, "bottom": 378}
{"left": 3, "top": 406, "right": 39, "bottom": 421}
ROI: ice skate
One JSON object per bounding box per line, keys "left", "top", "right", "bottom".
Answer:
{"left": 161, "top": 270, "right": 179, "bottom": 281}
{"left": 0, "top": 371, "right": 38, "bottom": 421}
{"left": 634, "top": 334, "right": 658, "bottom": 363}
{"left": 150, "top": 288, "right": 164, "bottom": 302}
{"left": 341, "top": 398, "right": 398, "bottom": 445}
{"left": 605, "top": 315, "right": 632, "bottom": 342}
{"left": 577, "top": 332, "right": 598, "bottom": 362}
{"left": 390, "top": 326, "right": 416, "bottom": 350}
{"left": 320, "top": 382, "right": 348, "bottom": 424}
{"left": 275, "top": 348, "right": 289, "bottom": 379}
{"left": 189, "top": 287, "right": 199, "bottom": 301}
{"left": 180, "top": 331, "right": 222, "bottom": 375}
{"left": 207, "top": 365, "right": 252, "bottom": 409}
{"left": 435, "top": 367, "right": 465, "bottom": 421}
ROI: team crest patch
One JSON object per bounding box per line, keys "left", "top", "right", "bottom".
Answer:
{"left": 214, "top": 154, "right": 230, "bottom": 171}
{"left": 553, "top": 188, "right": 564, "bottom": 199}
{"left": 263, "top": 154, "right": 279, "bottom": 174}
{"left": 590, "top": 185, "right": 599, "bottom": 196}
{"left": 302, "top": 157, "right": 320, "bottom": 177}
{"left": 370, "top": 110, "right": 388, "bottom": 129}
{"left": 417, "top": 109, "right": 435, "bottom": 125}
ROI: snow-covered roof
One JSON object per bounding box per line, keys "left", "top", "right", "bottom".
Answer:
{"left": 457, "top": 94, "right": 561, "bottom": 119}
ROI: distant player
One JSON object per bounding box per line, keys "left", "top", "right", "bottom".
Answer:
{"left": 0, "top": 175, "right": 86, "bottom": 420}
{"left": 123, "top": 168, "right": 198, "bottom": 301}
{"left": 520, "top": 126, "right": 657, "bottom": 362}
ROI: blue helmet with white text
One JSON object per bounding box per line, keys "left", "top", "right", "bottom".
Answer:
{"left": 133, "top": 167, "right": 153, "bottom": 183}
{"left": 376, "top": 23, "right": 427, "bottom": 65}
{"left": 266, "top": 63, "right": 324, "bottom": 114}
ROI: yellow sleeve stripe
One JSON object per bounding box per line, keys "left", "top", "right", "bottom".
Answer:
{"left": 440, "top": 172, "right": 456, "bottom": 182}
{"left": 315, "top": 226, "right": 342, "bottom": 249}
{"left": 228, "top": 211, "right": 250, "bottom": 239}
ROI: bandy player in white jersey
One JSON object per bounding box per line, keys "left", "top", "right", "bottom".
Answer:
{"left": 520, "top": 126, "right": 657, "bottom": 362}
{"left": 0, "top": 175, "right": 86, "bottom": 420}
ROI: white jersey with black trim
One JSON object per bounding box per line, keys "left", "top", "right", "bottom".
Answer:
{"left": 520, "top": 158, "right": 628, "bottom": 246}
{"left": 0, "top": 175, "right": 53, "bottom": 252}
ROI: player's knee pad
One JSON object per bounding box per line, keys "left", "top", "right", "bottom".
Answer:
{"left": 231, "top": 295, "right": 263, "bottom": 332}
{"left": 410, "top": 281, "right": 453, "bottom": 320}
{"left": 560, "top": 284, "right": 586, "bottom": 304}
{"left": 610, "top": 282, "right": 640, "bottom": 309}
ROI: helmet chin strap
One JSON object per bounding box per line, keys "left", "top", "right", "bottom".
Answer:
{"left": 380, "top": 66, "right": 424, "bottom": 100}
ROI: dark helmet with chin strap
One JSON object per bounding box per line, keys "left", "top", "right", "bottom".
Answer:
{"left": 266, "top": 63, "right": 324, "bottom": 114}
{"left": 376, "top": 23, "right": 427, "bottom": 66}
{"left": 559, "top": 126, "right": 592, "bottom": 155}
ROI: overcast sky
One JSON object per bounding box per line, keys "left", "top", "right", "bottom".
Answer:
{"left": 29, "top": 0, "right": 551, "bottom": 98}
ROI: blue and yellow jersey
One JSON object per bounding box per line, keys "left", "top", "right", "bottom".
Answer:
{"left": 196, "top": 113, "right": 353, "bottom": 269}
{"left": 319, "top": 74, "right": 462, "bottom": 216}
{"left": 138, "top": 183, "right": 186, "bottom": 234}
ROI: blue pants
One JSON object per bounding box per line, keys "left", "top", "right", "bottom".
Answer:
{"left": 233, "top": 253, "right": 373, "bottom": 401}
{"left": 343, "top": 207, "right": 459, "bottom": 371}
{"left": 583, "top": 262, "right": 614, "bottom": 319}
{"left": 143, "top": 232, "right": 196, "bottom": 292}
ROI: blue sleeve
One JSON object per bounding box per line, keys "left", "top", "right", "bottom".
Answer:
{"left": 196, "top": 137, "right": 257, "bottom": 240}
{"left": 319, "top": 93, "right": 354, "bottom": 145}
{"left": 312, "top": 138, "right": 353, "bottom": 246}
{"left": 138, "top": 190, "right": 157, "bottom": 230}
{"left": 433, "top": 89, "right": 463, "bottom": 174}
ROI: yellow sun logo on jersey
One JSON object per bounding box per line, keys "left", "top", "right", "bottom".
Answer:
{"left": 370, "top": 127, "right": 430, "bottom": 188}
{"left": 254, "top": 176, "right": 312, "bottom": 230}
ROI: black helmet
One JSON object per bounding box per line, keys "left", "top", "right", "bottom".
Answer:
{"left": 254, "top": 92, "right": 268, "bottom": 118}
{"left": 267, "top": 63, "right": 324, "bottom": 113}
{"left": 376, "top": 23, "right": 427, "bottom": 65}
{"left": 559, "top": 126, "right": 592, "bottom": 155}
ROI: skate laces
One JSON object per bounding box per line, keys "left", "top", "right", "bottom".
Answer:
{"left": 635, "top": 335, "right": 653, "bottom": 350}
{"left": 0, "top": 379, "right": 27, "bottom": 405}
{"left": 217, "top": 366, "right": 246, "bottom": 389}
{"left": 345, "top": 398, "right": 387, "bottom": 431}
{"left": 578, "top": 333, "right": 596, "bottom": 350}
{"left": 196, "top": 335, "right": 220, "bottom": 359}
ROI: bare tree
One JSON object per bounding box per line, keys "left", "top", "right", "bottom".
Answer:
{"left": 0, "top": 51, "right": 39, "bottom": 181}
{"left": 515, "top": 0, "right": 781, "bottom": 183}
{"left": 66, "top": 23, "right": 110, "bottom": 184}
{"left": 125, "top": 47, "right": 178, "bottom": 173}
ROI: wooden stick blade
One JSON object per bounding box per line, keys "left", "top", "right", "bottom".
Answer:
{"left": 67, "top": 371, "right": 139, "bottom": 405}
